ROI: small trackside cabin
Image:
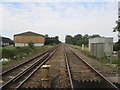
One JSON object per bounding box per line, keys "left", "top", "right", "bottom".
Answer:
{"left": 14, "top": 31, "right": 45, "bottom": 47}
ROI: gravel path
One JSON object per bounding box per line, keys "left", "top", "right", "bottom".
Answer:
{"left": 70, "top": 46, "right": 118, "bottom": 78}
{"left": 65, "top": 47, "right": 101, "bottom": 82}
{"left": 16, "top": 44, "right": 119, "bottom": 88}
{"left": 22, "top": 44, "right": 70, "bottom": 88}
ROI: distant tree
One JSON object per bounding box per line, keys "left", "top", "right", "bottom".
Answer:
{"left": 45, "top": 35, "right": 60, "bottom": 45}
{"left": 89, "top": 34, "right": 101, "bottom": 38}
{"left": 45, "top": 34, "right": 49, "bottom": 38}
{"left": 83, "top": 34, "right": 89, "bottom": 40}
{"left": 75, "top": 34, "right": 88, "bottom": 46}
{"left": 65, "top": 34, "right": 101, "bottom": 47}
{"left": 65, "top": 35, "right": 75, "bottom": 44}
{"left": 74, "top": 34, "right": 82, "bottom": 40}
{"left": 113, "top": 21, "right": 120, "bottom": 43}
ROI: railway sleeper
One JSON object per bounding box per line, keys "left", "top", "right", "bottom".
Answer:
{"left": 73, "top": 80, "right": 119, "bottom": 89}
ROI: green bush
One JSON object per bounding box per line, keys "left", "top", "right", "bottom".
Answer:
{"left": 2, "top": 47, "right": 33, "bottom": 59}
{"left": 113, "top": 43, "right": 120, "bottom": 51}
{"left": 28, "top": 42, "right": 35, "bottom": 49}
{"left": 2, "top": 49, "right": 16, "bottom": 59}
{"left": 16, "top": 47, "right": 31, "bottom": 54}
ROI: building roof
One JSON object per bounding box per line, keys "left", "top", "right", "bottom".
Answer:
{"left": 14, "top": 31, "right": 44, "bottom": 37}
{"left": 2, "top": 37, "right": 13, "bottom": 43}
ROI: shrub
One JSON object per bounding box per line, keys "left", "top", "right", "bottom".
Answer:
{"left": 113, "top": 43, "right": 120, "bottom": 51}
{"left": 16, "top": 47, "right": 31, "bottom": 54}
{"left": 28, "top": 42, "right": 35, "bottom": 49}
{"left": 2, "top": 49, "right": 16, "bottom": 59}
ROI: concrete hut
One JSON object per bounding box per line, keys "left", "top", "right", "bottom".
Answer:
{"left": 89, "top": 37, "right": 113, "bottom": 58}
{"left": 14, "top": 31, "right": 45, "bottom": 47}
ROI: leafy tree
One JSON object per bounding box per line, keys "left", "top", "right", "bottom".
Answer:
{"left": 65, "top": 35, "right": 75, "bottom": 44}
{"left": 113, "top": 21, "right": 120, "bottom": 32}
{"left": 74, "top": 34, "right": 82, "bottom": 41}
{"left": 113, "top": 21, "right": 120, "bottom": 43}
{"left": 65, "top": 34, "right": 101, "bottom": 47}
{"left": 83, "top": 34, "right": 89, "bottom": 40}
{"left": 45, "top": 35, "right": 60, "bottom": 45}
{"left": 28, "top": 42, "right": 34, "bottom": 49}
{"left": 89, "top": 34, "right": 101, "bottom": 38}
{"left": 113, "top": 21, "right": 120, "bottom": 51}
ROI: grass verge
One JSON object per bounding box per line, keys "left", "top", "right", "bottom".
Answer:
{"left": 69, "top": 44, "right": 120, "bottom": 67}
{"left": 1, "top": 45, "right": 55, "bottom": 71}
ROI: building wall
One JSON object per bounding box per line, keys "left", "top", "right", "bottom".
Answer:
{"left": 89, "top": 37, "right": 105, "bottom": 50}
{"left": 14, "top": 36, "right": 45, "bottom": 43}
{"left": 15, "top": 43, "right": 44, "bottom": 47}
{"left": 90, "top": 43, "right": 104, "bottom": 58}
{"left": 104, "top": 38, "right": 113, "bottom": 56}
{"left": 96, "top": 43, "right": 105, "bottom": 58}
{"left": 89, "top": 37, "right": 113, "bottom": 58}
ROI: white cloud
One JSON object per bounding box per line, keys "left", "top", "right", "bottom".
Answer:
{"left": 0, "top": 2, "right": 118, "bottom": 42}
{"left": 0, "top": 0, "right": 119, "bottom": 2}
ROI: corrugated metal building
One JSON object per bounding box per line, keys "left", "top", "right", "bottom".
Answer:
{"left": 14, "top": 31, "right": 45, "bottom": 47}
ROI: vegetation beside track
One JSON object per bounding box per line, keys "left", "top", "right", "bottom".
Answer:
{"left": 70, "top": 45, "right": 120, "bottom": 67}
{"left": 1, "top": 45, "right": 54, "bottom": 69}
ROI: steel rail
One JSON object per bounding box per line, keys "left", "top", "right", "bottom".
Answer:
{"left": 1, "top": 47, "right": 58, "bottom": 89}
{"left": 1, "top": 47, "right": 55, "bottom": 76}
{"left": 1, "top": 52, "right": 49, "bottom": 89}
{"left": 68, "top": 46, "right": 119, "bottom": 90}
{"left": 64, "top": 48, "right": 74, "bottom": 90}
{"left": 16, "top": 49, "right": 57, "bottom": 90}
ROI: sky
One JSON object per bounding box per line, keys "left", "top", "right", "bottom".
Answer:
{"left": 0, "top": 0, "right": 119, "bottom": 42}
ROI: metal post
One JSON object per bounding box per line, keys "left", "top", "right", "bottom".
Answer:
{"left": 41, "top": 65, "right": 51, "bottom": 88}
{"left": 108, "top": 56, "right": 112, "bottom": 64}
{"left": 82, "top": 44, "right": 84, "bottom": 51}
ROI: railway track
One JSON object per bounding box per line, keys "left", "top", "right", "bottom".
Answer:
{"left": 64, "top": 45, "right": 119, "bottom": 89}
{"left": 1, "top": 46, "right": 58, "bottom": 89}
{"left": 1, "top": 47, "right": 55, "bottom": 84}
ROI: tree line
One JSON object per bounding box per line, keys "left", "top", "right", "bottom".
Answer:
{"left": 45, "top": 34, "right": 61, "bottom": 45}
{"left": 65, "top": 34, "right": 101, "bottom": 47}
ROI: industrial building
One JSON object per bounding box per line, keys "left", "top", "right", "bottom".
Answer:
{"left": 14, "top": 31, "right": 45, "bottom": 47}
{"left": 0, "top": 37, "right": 13, "bottom": 47}
{"left": 89, "top": 37, "right": 113, "bottom": 58}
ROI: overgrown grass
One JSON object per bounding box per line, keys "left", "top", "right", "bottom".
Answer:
{"left": 70, "top": 44, "right": 120, "bottom": 67}
{"left": 1, "top": 45, "right": 54, "bottom": 67}
{"left": 0, "top": 47, "right": 16, "bottom": 50}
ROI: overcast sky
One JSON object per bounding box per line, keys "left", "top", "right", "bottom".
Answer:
{"left": 0, "top": 1, "right": 119, "bottom": 42}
